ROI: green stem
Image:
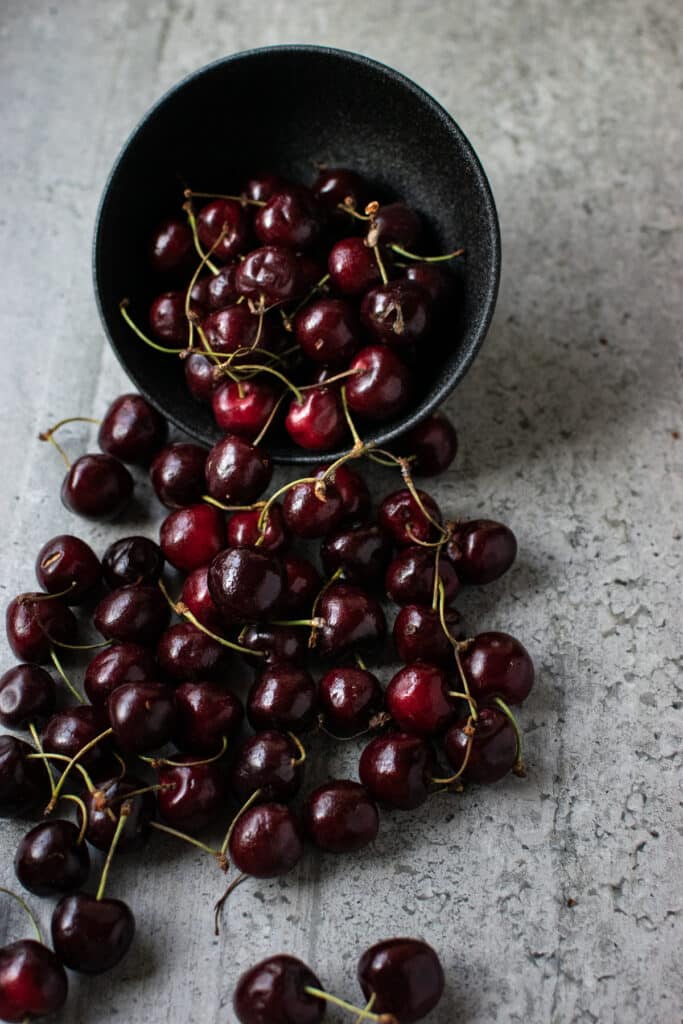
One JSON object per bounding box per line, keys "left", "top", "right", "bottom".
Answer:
{"left": 157, "top": 579, "right": 263, "bottom": 657}
{"left": 288, "top": 732, "right": 307, "bottom": 766}
{"left": 220, "top": 789, "right": 261, "bottom": 858}
{"left": 494, "top": 697, "right": 524, "bottom": 771}
{"left": 389, "top": 243, "right": 465, "bottom": 263}
{"left": 235, "top": 363, "right": 303, "bottom": 403}
{"left": 304, "top": 988, "right": 394, "bottom": 1023}
{"left": 184, "top": 188, "right": 265, "bottom": 208}
{"left": 0, "top": 888, "right": 42, "bottom": 942}
{"left": 61, "top": 793, "right": 88, "bottom": 844}
{"left": 45, "top": 727, "right": 113, "bottom": 813}
{"left": 28, "top": 722, "right": 55, "bottom": 797}
{"left": 119, "top": 300, "right": 182, "bottom": 354}
{"left": 50, "top": 647, "right": 85, "bottom": 703}
{"left": 182, "top": 201, "right": 219, "bottom": 274}
{"left": 27, "top": 752, "right": 96, "bottom": 793}
{"left": 150, "top": 820, "right": 224, "bottom": 860}
{"left": 340, "top": 385, "right": 363, "bottom": 448}
{"left": 96, "top": 802, "right": 130, "bottom": 900}
{"left": 253, "top": 392, "right": 287, "bottom": 448}
{"left": 214, "top": 873, "right": 247, "bottom": 935}
{"left": 140, "top": 735, "right": 228, "bottom": 769}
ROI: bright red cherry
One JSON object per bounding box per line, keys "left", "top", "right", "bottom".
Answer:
{"left": 212, "top": 379, "right": 278, "bottom": 439}
{"left": 385, "top": 662, "right": 456, "bottom": 736}
{"left": 159, "top": 504, "right": 226, "bottom": 572}
{"left": 345, "top": 346, "right": 412, "bottom": 421}
{"left": 196, "top": 199, "right": 248, "bottom": 261}
{"left": 0, "top": 939, "right": 68, "bottom": 1021}
{"left": 285, "top": 387, "right": 346, "bottom": 452}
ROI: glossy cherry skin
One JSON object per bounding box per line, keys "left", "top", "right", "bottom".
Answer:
{"left": 84, "top": 774, "right": 156, "bottom": 852}
{"left": 61, "top": 454, "right": 133, "bottom": 520}
{"left": 157, "top": 623, "right": 229, "bottom": 682}
{"left": 393, "top": 604, "right": 461, "bottom": 668}
{"left": 460, "top": 632, "right": 534, "bottom": 704}
{"left": 206, "top": 263, "right": 240, "bottom": 309}
{"left": 444, "top": 706, "right": 518, "bottom": 783}
{"left": 212, "top": 379, "right": 278, "bottom": 439}
{"left": 345, "top": 346, "right": 412, "bottom": 421}
{"left": 328, "top": 236, "right": 382, "bottom": 295}
{"left": 282, "top": 479, "right": 344, "bottom": 539}
{"left": 304, "top": 780, "right": 379, "bottom": 853}
{"left": 318, "top": 666, "right": 383, "bottom": 735}
{"left": 404, "top": 263, "right": 452, "bottom": 305}
{"left": 379, "top": 489, "right": 443, "bottom": 547}
{"left": 98, "top": 394, "right": 168, "bottom": 466}
{"left": 107, "top": 681, "right": 177, "bottom": 754}
{"left": 230, "top": 731, "right": 303, "bottom": 804}
{"left": 285, "top": 387, "right": 346, "bottom": 452}
{"left": 386, "top": 662, "right": 456, "bottom": 736}
{"left": 180, "top": 567, "right": 225, "bottom": 634}
{"left": 185, "top": 352, "right": 217, "bottom": 402}
{"left": 201, "top": 305, "right": 269, "bottom": 358}
{"left": 0, "top": 736, "right": 47, "bottom": 818}
{"left": 157, "top": 757, "right": 226, "bottom": 833}
{"left": 35, "top": 535, "right": 101, "bottom": 604}
{"left": 148, "top": 291, "right": 187, "bottom": 346}
{"left": 239, "top": 624, "right": 308, "bottom": 667}
{"left": 295, "top": 297, "right": 360, "bottom": 364}
{"left": 174, "top": 681, "right": 243, "bottom": 755}
{"left": 208, "top": 547, "right": 285, "bottom": 623}
{"left": 196, "top": 198, "right": 248, "bottom": 261}
{"left": 234, "top": 955, "right": 324, "bottom": 1024}
{"left": 278, "top": 556, "right": 321, "bottom": 616}
{"left": 228, "top": 802, "right": 303, "bottom": 878}
{"left": 359, "top": 732, "right": 434, "bottom": 810}
{"left": 402, "top": 413, "right": 458, "bottom": 476}
{"left": 149, "top": 216, "right": 193, "bottom": 273}
{"left": 160, "top": 504, "right": 226, "bottom": 572}
{"left": 447, "top": 519, "right": 517, "bottom": 584}
{"left": 244, "top": 172, "right": 284, "bottom": 203}
{"left": 93, "top": 585, "right": 170, "bottom": 645}
{"left": 0, "top": 939, "right": 68, "bottom": 1022}
{"left": 5, "top": 594, "right": 77, "bottom": 664}
{"left": 84, "top": 642, "right": 156, "bottom": 706}
{"left": 227, "top": 504, "right": 290, "bottom": 554}
{"left": 14, "top": 820, "right": 89, "bottom": 896}
{"left": 42, "top": 706, "right": 112, "bottom": 778}
{"left": 51, "top": 893, "right": 135, "bottom": 974}
{"left": 385, "top": 545, "right": 460, "bottom": 606}
{"left": 321, "top": 524, "right": 393, "bottom": 587}
{"left": 255, "top": 186, "right": 321, "bottom": 249}
{"left": 0, "top": 665, "right": 55, "bottom": 728}
{"left": 313, "top": 166, "right": 367, "bottom": 211}
{"left": 235, "top": 246, "right": 301, "bottom": 304}
{"left": 315, "top": 583, "right": 386, "bottom": 657}
{"left": 374, "top": 202, "right": 422, "bottom": 248}
{"left": 361, "top": 280, "right": 431, "bottom": 346}
{"left": 150, "top": 442, "right": 208, "bottom": 509}
{"left": 247, "top": 664, "right": 317, "bottom": 734}
{"left": 205, "top": 435, "right": 273, "bottom": 505}
{"left": 315, "top": 462, "right": 370, "bottom": 524}
{"left": 358, "top": 937, "right": 444, "bottom": 1023}
{"left": 102, "top": 535, "right": 164, "bottom": 588}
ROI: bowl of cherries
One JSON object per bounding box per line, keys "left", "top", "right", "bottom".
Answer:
{"left": 93, "top": 44, "right": 500, "bottom": 463}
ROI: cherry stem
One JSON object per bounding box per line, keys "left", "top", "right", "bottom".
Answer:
{"left": 371, "top": 244, "right": 389, "bottom": 285}
{"left": 315, "top": 441, "right": 368, "bottom": 500}
{"left": 219, "top": 789, "right": 261, "bottom": 858}
{"left": 139, "top": 735, "right": 228, "bottom": 769}
{"left": 184, "top": 187, "right": 265, "bottom": 208}
{"left": 232, "top": 363, "right": 303, "bottom": 404}
{"left": 27, "top": 752, "right": 96, "bottom": 793}
{"left": 119, "top": 299, "right": 183, "bottom": 354}
{"left": 214, "top": 873, "right": 247, "bottom": 935}
{"left": 288, "top": 272, "right": 332, "bottom": 321}
{"left": 96, "top": 801, "right": 130, "bottom": 900}
{"left": 432, "top": 543, "right": 443, "bottom": 609}
{"left": 494, "top": 697, "right": 524, "bottom": 773}
{"left": 50, "top": 637, "right": 111, "bottom": 652}
{"left": 49, "top": 647, "right": 85, "bottom": 703}
{"left": 61, "top": 793, "right": 88, "bottom": 844}
{"left": 340, "top": 385, "right": 364, "bottom": 448}
{"left": 436, "top": 582, "right": 477, "bottom": 720}
{"left": 336, "top": 200, "right": 371, "bottom": 221}
{"left": 182, "top": 200, "right": 219, "bottom": 274}
{"left": 301, "top": 367, "right": 362, "bottom": 391}
{"left": 431, "top": 718, "right": 475, "bottom": 784}
{"left": 288, "top": 731, "right": 307, "bottom": 766}
{"left": 150, "top": 821, "right": 224, "bottom": 863}
{"left": 184, "top": 225, "right": 229, "bottom": 348}
{"left": 270, "top": 617, "right": 324, "bottom": 628}
{"left": 253, "top": 391, "right": 287, "bottom": 447}
{"left": 0, "top": 887, "right": 43, "bottom": 943}
{"left": 354, "top": 994, "right": 377, "bottom": 1024}
{"left": 355, "top": 652, "right": 367, "bottom": 670}
{"left": 447, "top": 691, "right": 472, "bottom": 702}
{"left": 28, "top": 722, "right": 55, "bottom": 797}
{"left": 396, "top": 459, "right": 447, "bottom": 535}
{"left": 111, "top": 751, "right": 127, "bottom": 781}
{"left": 105, "top": 783, "right": 173, "bottom": 807}
{"left": 308, "top": 567, "right": 344, "bottom": 648}
{"left": 389, "top": 243, "right": 465, "bottom": 263}
{"left": 45, "top": 727, "right": 113, "bottom": 814}
{"left": 305, "top": 988, "right": 396, "bottom": 1023}
{"left": 257, "top": 476, "right": 317, "bottom": 533}
{"left": 157, "top": 579, "right": 264, "bottom": 657}
{"left": 202, "top": 496, "right": 266, "bottom": 512}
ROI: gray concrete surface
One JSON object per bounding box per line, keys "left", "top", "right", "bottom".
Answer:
{"left": 0, "top": 1, "right": 681, "bottom": 1022}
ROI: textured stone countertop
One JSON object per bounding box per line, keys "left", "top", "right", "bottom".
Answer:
{"left": 0, "top": 2, "right": 680, "bottom": 1022}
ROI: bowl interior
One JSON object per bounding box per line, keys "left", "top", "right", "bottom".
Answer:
{"left": 94, "top": 45, "right": 499, "bottom": 463}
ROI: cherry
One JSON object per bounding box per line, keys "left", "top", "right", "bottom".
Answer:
{"left": 84, "top": 642, "right": 156, "bottom": 706}
{"left": 230, "top": 730, "right": 304, "bottom": 804}
{"left": 447, "top": 519, "right": 517, "bottom": 584}
{"left": 385, "top": 545, "right": 460, "bottom": 606}
{"left": 42, "top": 706, "right": 112, "bottom": 778}
{"left": 98, "top": 394, "right": 168, "bottom": 466}
{"left": 295, "top": 298, "right": 360, "bottom": 364}
{"left": 227, "top": 503, "right": 290, "bottom": 553}
{"left": 84, "top": 775, "right": 156, "bottom": 852}
{"left": 61, "top": 453, "right": 133, "bottom": 519}
{"left": 279, "top": 555, "right": 321, "bottom": 616}
{"left": 315, "top": 462, "right": 370, "bottom": 524}
{"left": 157, "top": 623, "right": 228, "bottom": 682}
{"left": 228, "top": 802, "right": 303, "bottom": 877}
{"left": 404, "top": 263, "right": 452, "bottom": 305}
{"left": 212, "top": 379, "right": 278, "bottom": 439}
{"left": 239, "top": 624, "right": 308, "bottom": 667}
{"left": 247, "top": 664, "right": 317, "bottom": 734}
{"left": 444, "top": 706, "right": 518, "bottom": 783}
{"left": 282, "top": 479, "right": 344, "bottom": 539}
{"left": 51, "top": 892, "right": 135, "bottom": 974}
{"left": 157, "top": 757, "right": 226, "bottom": 833}
{"left": 358, "top": 937, "right": 444, "bottom": 1023}
{"left": 208, "top": 547, "right": 285, "bottom": 622}
{"left": 315, "top": 583, "right": 386, "bottom": 657}
{"left": 206, "top": 263, "right": 240, "bottom": 309}
{"left": 0, "top": 939, "right": 68, "bottom": 1021}
{"left": 328, "top": 237, "right": 382, "bottom": 295}
{"left": 174, "top": 681, "right": 243, "bottom": 755}
{"left": 255, "top": 186, "right": 322, "bottom": 249}
{"left": 321, "top": 524, "right": 393, "bottom": 587}
{"left": 185, "top": 352, "right": 219, "bottom": 402}
{"left": 150, "top": 442, "right": 208, "bottom": 509}
{"left": 149, "top": 291, "right": 187, "bottom": 346}
{"left": 6, "top": 594, "right": 77, "bottom": 664}
{"left": 205, "top": 435, "right": 273, "bottom": 505}
{"left": 244, "top": 172, "right": 284, "bottom": 203}
{"left": 160, "top": 503, "right": 226, "bottom": 572}
{"left": 378, "top": 489, "right": 442, "bottom": 547}
{"left": 402, "top": 413, "right": 458, "bottom": 477}
{"left": 313, "top": 166, "right": 367, "bottom": 211}
{"left": 385, "top": 662, "right": 456, "bottom": 736}
{"left": 0, "top": 665, "right": 55, "bottom": 729}
{"left": 149, "top": 216, "right": 193, "bottom": 274}
{"left": 14, "top": 820, "right": 90, "bottom": 896}
{"left": 393, "top": 604, "right": 461, "bottom": 667}
{"left": 234, "top": 954, "right": 323, "bottom": 1024}
{"left": 93, "top": 584, "right": 171, "bottom": 645}
{"left": 345, "top": 346, "right": 412, "bottom": 421}
{"left": 359, "top": 732, "right": 434, "bottom": 810}
{"left": 460, "top": 632, "right": 534, "bottom": 704}
{"left": 35, "top": 534, "right": 101, "bottom": 604}
{"left": 318, "top": 666, "right": 383, "bottom": 735}
{"left": 180, "top": 567, "right": 225, "bottom": 634}
{"left": 102, "top": 535, "right": 164, "bottom": 588}
{"left": 374, "top": 202, "right": 422, "bottom": 248}
{"left": 285, "top": 387, "right": 346, "bottom": 452}
{"left": 303, "top": 780, "right": 379, "bottom": 853}
{"left": 201, "top": 305, "right": 269, "bottom": 358}
{"left": 235, "top": 246, "right": 301, "bottom": 304}
{"left": 360, "top": 281, "right": 431, "bottom": 347}
{"left": 196, "top": 199, "right": 248, "bottom": 261}
{"left": 0, "top": 736, "right": 47, "bottom": 817}
{"left": 107, "top": 681, "right": 177, "bottom": 753}
{"left": 189, "top": 275, "right": 210, "bottom": 313}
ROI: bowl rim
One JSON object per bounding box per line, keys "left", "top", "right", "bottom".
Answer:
{"left": 92, "top": 44, "right": 501, "bottom": 463}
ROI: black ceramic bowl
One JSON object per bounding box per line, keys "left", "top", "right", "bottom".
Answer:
{"left": 93, "top": 45, "right": 500, "bottom": 464}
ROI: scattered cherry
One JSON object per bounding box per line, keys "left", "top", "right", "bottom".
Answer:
{"left": 84, "top": 775, "right": 156, "bottom": 852}
{"left": 98, "top": 394, "right": 168, "bottom": 466}
{"left": 315, "top": 462, "right": 370, "bottom": 524}
{"left": 157, "top": 622, "right": 229, "bottom": 682}
{"left": 228, "top": 802, "right": 303, "bottom": 878}
{"left": 378, "top": 488, "right": 442, "bottom": 547}
{"left": 282, "top": 479, "right": 344, "bottom": 539}
{"left": 35, "top": 534, "right": 101, "bottom": 604}
{"left": 101, "top": 535, "right": 164, "bottom": 588}
{"left": 84, "top": 642, "right": 156, "bottom": 706}
{"left": 359, "top": 732, "right": 434, "bottom": 810}
{"left": 321, "top": 523, "right": 393, "bottom": 587}
{"left": 180, "top": 566, "right": 225, "bottom": 634}
{"left": 385, "top": 662, "right": 457, "bottom": 736}
{"left": 107, "top": 681, "right": 177, "bottom": 754}
{"left": 345, "top": 346, "right": 412, "bottom": 421}
{"left": 358, "top": 937, "right": 444, "bottom": 1023}
{"left": 93, "top": 584, "right": 170, "bottom": 645}
{"left": 239, "top": 624, "right": 308, "bottom": 667}
{"left": 51, "top": 892, "right": 135, "bottom": 974}
{"left": 159, "top": 503, "right": 226, "bottom": 572}
{"left": 156, "top": 757, "right": 226, "bottom": 834}
{"left": 0, "top": 938, "right": 68, "bottom": 1021}
{"left": 314, "top": 583, "right": 386, "bottom": 657}
{"left": 42, "top": 706, "right": 112, "bottom": 776}
{"left": 0, "top": 665, "right": 55, "bottom": 729}
{"left": 230, "top": 730, "right": 304, "bottom": 804}
{"left": 460, "top": 632, "right": 534, "bottom": 704}
{"left": 278, "top": 555, "right": 321, "bottom": 615}
{"left": 208, "top": 547, "right": 284, "bottom": 622}
{"left": 393, "top": 604, "right": 461, "bottom": 667}
{"left": 61, "top": 453, "right": 133, "bottom": 520}
{"left": 233, "top": 954, "right": 323, "bottom": 1024}
{"left": 444, "top": 706, "right": 518, "bottom": 783}
{"left": 304, "top": 780, "right": 379, "bottom": 854}
{"left": 14, "top": 820, "right": 90, "bottom": 896}
{"left": 227, "top": 503, "right": 290, "bottom": 553}
{"left": 205, "top": 435, "right": 273, "bottom": 505}
{"left": 447, "top": 519, "right": 517, "bottom": 584}
{"left": 150, "top": 442, "right": 208, "bottom": 509}
{"left": 402, "top": 413, "right": 458, "bottom": 476}
{"left": 385, "top": 545, "right": 459, "bottom": 606}
{"left": 6, "top": 593, "right": 77, "bottom": 664}
{"left": 0, "top": 735, "right": 47, "bottom": 817}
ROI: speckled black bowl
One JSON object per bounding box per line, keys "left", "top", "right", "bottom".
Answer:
{"left": 93, "top": 45, "right": 500, "bottom": 464}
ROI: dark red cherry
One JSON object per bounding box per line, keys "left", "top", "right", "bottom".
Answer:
{"left": 358, "top": 732, "right": 434, "bottom": 810}
{"left": 379, "top": 488, "right": 442, "bottom": 547}
{"left": 174, "top": 681, "right": 243, "bottom": 755}
{"left": 61, "top": 454, "right": 133, "bottom": 520}
{"left": 328, "top": 237, "right": 382, "bottom": 295}
{"left": 98, "top": 394, "right": 168, "bottom": 466}
{"left": 247, "top": 664, "right": 317, "bottom": 734}
{"left": 180, "top": 567, "right": 225, "bottom": 634}
{"left": 0, "top": 665, "right": 55, "bottom": 728}
{"left": 149, "top": 290, "right": 187, "bottom": 346}
{"left": 304, "top": 780, "right": 379, "bottom": 853}
{"left": 402, "top": 413, "right": 458, "bottom": 477}
{"left": 318, "top": 666, "right": 383, "bottom": 735}
{"left": 393, "top": 604, "right": 461, "bottom": 668}
{"left": 196, "top": 199, "right": 248, "bottom": 262}
{"left": 255, "top": 186, "right": 321, "bottom": 249}
{"left": 6, "top": 594, "right": 77, "bottom": 664}
{"left": 107, "top": 681, "right": 176, "bottom": 753}
{"left": 14, "top": 820, "right": 89, "bottom": 896}
{"left": 101, "top": 536, "right": 164, "bottom": 588}
{"left": 212, "top": 379, "right": 278, "bottom": 439}
{"left": 149, "top": 216, "right": 193, "bottom": 274}
{"left": 35, "top": 535, "right": 101, "bottom": 604}
{"left": 321, "top": 524, "right": 393, "bottom": 587}
{"left": 0, "top": 939, "right": 68, "bottom": 1021}
{"left": 444, "top": 706, "right": 518, "bottom": 783}
{"left": 385, "top": 545, "right": 460, "bottom": 606}
{"left": 244, "top": 172, "right": 284, "bottom": 203}
{"left": 239, "top": 624, "right": 308, "bottom": 667}
{"left": 234, "top": 954, "right": 323, "bottom": 1024}
{"left": 230, "top": 730, "right": 303, "bottom": 803}
{"left": 0, "top": 736, "right": 47, "bottom": 817}
{"left": 404, "top": 263, "right": 452, "bottom": 305}
{"left": 315, "top": 583, "right": 386, "bottom": 657}
{"left": 150, "top": 442, "right": 208, "bottom": 509}
{"left": 358, "top": 937, "right": 444, "bottom": 1023}
{"left": 84, "top": 643, "right": 156, "bottom": 706}
{"left": 374, "top": 202, "right": 422, "bottom": 248}
{"left": 205, "top": 435, "right": 272, "bottom": 505}
{"left": 447, "top": 519, "right": 517, "bottom": 584}
{"left": 189, "top": 275, "right": 210, "bottom": 313}
{"left": 227, "top": 504, "right": 290, "bottom": 554}
{"left": 206, "top": 263, "right": 240, "bottom": 309}
{"left": 93, "top": 585, "right": 170, "bottom": 645}
{"left": 235, "top": 246, "right": 301, "bottom": 304}
{"left": 156, "top": 757, "right": 226, "bottom": 834}
{"left": 294, "top": 298, "right": 360, "bottom": 364}
{"left": 42, "top": 706, "right": 112, "bottom": 778}
{"left": 386, "top": 662, "right": 456, "bottom": 736}
{"left": 282, "top": 479, "right": 344, "bottom": 539}
{"left": 345, "top": 345, "right": 412, "bottom": 421}
{"left": 228, "top": 802, "right": 303, "bottom": 878}
{"left": 460, "top": 632, "right": 534, "bottom": 704}
{"left": 315, "top": 462, "right": 370, "bottom": 524}
{"left": 278, "top": 556, "right": 321, "bottom": 616}
{"left": 360, "top": 281, "right": 431, "bottom": 346}
{"left": 201, "top": 305, "right": 269, "bottom": 358}
{"left": 84, "top": 774, "right": 156, "bottom": 852}
{"left": 285, "top": 387, "right": 346, "bottom": 452}
{"left": 51, "top": 893, "right": 135, "bottom": 974}
{"left": 313, "top": 166, "right": 367, "bottom": 211}
{"left": 157, "top": 623, "right": 229, "bottom": 682}
{"left": 208, "top": 547, "right": 284, "bottom": 622}
{"left": 159, "top": 504, "right": 226, "bottom": 572}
